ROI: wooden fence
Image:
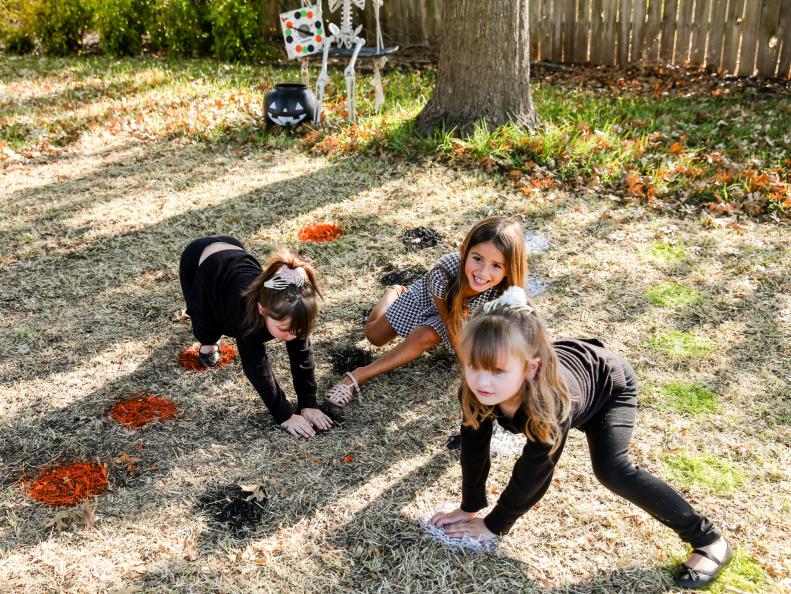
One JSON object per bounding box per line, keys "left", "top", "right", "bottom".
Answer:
{"left": 270, "top": 1, "right": 791, "bottom": 78}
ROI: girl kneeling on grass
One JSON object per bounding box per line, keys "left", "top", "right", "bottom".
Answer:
{"left": 430, "top": 286, "right": 731, "bottom": 590}
{"left": 325, "top": 216, "right": 527, "bottom": 407}
{"left": 179, "top": 236, "right": 332, "bottom": 438}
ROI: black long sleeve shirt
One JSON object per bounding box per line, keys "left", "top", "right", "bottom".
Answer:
{"left": 460, "top": 339, "right": 628, "bottom": 535}
{"left": 186, "top": 249, "right": 317, "bottom": 423}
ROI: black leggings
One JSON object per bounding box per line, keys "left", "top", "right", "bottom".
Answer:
{"left": 178, "top": 235, "right": 246, "bottom": 344}
{"left": 585, "top": 362, "right": 721, "bottom": 548}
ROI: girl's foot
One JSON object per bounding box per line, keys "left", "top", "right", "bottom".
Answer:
{"left": 674, "top": 537, "right": 733, "bottom": 589}
{"left": 198, "top": 344, "right": 220, "bottom": 367}
{"left": 325, "top": 371, "right": 360, "bottom": 407}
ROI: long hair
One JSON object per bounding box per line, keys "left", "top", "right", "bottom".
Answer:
{"left": 459, "top": 304, "right": 570, "bottom": 455}
{"left": 242, "top": 248, "right": 321, "bottom": 338}
{"left": 445, "top": 217, "right": 527, "bottom": 346}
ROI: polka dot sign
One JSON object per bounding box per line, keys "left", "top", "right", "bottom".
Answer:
{"left": 280, "top": 4, "right": 325, "bottom": 59}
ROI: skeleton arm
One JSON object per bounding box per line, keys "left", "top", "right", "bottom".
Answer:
{"left": 313, "top": 30, "right": 337, "bottom": 126}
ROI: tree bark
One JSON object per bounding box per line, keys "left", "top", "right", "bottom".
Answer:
{"left": 416, "top": 0, "right": 538, "bottom": 136}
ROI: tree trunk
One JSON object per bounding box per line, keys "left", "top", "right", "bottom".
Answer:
{"left": 416, "top": 0, "right": 538, "bottom": 135}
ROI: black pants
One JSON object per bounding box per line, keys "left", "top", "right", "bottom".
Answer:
{"left": 179, "top": 235, "right": 245, "bottom": 345}
{"left": 585, "top": 362, "right": 721, "bottom": 548}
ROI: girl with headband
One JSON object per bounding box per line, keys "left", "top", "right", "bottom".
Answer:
{"left": 430, "top": 286, "right": 731, "bottom": 589}
{"left": 179, "top": 236, "right": 332, "bottom": 438}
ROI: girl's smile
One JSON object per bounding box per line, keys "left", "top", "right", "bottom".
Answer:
{"left": 464, "top": 240, "right": 507, "bottom": 295}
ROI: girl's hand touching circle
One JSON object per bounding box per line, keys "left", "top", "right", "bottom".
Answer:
{"left": 429, "top": 508, "right": 496, "bottom": 541}
{"left": 300, "top": 407, "right": 333, "bottom": 431}
{"left": 280, "top": 414, "right": 316, "bottom": 438}
{"left": 429, "top": 508, "right": 476, "bottom": 529}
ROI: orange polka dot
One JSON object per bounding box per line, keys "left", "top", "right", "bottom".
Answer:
{"left": 316, "top": 35, "right": 322, "bottom": 42}
{"left": 307, "top": 11, "right": 313, "bottom": 18}
{"left": 295, "top": 45, "right": 303, "bottom": 53}
{"left": 286, "top": 21, "right": 293, "bottom": 28}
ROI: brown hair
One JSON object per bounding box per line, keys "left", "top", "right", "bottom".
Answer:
{"left": 445, "top": 217, "right": 527, "bottom": 346}
{"left": 459, "top": 303, "right": 570, "bottom": 455}
{"left": 242, "top": 248, "right": 321, "bottom": 339}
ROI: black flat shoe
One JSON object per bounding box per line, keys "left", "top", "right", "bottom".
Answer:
{"left": 673, "top": 540, "right": 733, "bottom": 589}
{"left": 198, "top": 348, "right": 221, "bottom": 367}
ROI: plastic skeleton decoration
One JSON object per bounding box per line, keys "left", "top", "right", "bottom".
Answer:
{"left": 312, "top": 0, "right": 385, "bottom": 125}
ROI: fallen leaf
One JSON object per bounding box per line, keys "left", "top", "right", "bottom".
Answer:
{"left": 343, "top": 454, "right": 353, "bottom": 463}
{"left": 115, "top": 452, "right": 142, "bottom": 473}
{"left": 239, "top": 483, "right": 267, "bottom": 502}
{"left": 668, "top": 142, "right": 684, "bottom": 154}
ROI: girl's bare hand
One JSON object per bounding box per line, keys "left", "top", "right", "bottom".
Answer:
{"left": 301, "top": 407, "right": 333, "bottom": 431}
{"left": 441, "top": 517, "right": 497, "bottom": 542}
{"left": 280, "top": 414, "right": 316, "bottom": 438}
{"left": 429, "top": 507, "right": 476, "bottom": 529}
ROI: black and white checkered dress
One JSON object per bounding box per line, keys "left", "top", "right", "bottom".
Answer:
{"left": 384, "top": 252, "right": 500, "bottom": 351}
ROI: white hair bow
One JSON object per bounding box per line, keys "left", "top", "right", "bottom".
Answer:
{"left": 263, "top": 265, "right": 306, "bottom": 290}
{"left": 483, "top": 286, "right": 534, "bottom": 314}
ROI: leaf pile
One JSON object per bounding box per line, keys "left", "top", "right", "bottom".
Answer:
{"left": 27, "top": 462, "right": 108, "bottom": 507}
{"left": 177, "top": 342, "right": 237, "bottom": 371}
{"left": 197, "top": 484, "right": 268, "bottom": 536}
{"left": 110, "top": 394, "right": 177, "bottom": 429}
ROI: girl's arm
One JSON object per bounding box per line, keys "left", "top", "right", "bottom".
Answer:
{"left": 432, "top": 295, "right": 460, "bottom": 354}
{"left": 459, "top": 416, "right": 494, "bottom": 513}
{"left": 482, "top": 422, "right": 571, "bottom": 535}
{"left": 236, "top": 338, "right": 295, "bottom": 424}
{"left": 285, "top": 336, "right": 318, "bottom": 411}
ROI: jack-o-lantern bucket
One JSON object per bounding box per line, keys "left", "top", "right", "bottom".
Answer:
{"left": 264, "top": 83, "right": 317, "bottom": 127}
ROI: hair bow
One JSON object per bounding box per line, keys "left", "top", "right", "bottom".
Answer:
{"left": 263, "top": 265, "right": 306, "bottom": 290}
{"left": 483, "top": 286, "right": 534, "bottom": 314}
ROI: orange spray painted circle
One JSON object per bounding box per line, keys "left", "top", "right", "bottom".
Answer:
{"left": 27, "top": 462, "right": 108, "bottom": 506}
{"left": 298, "top": 223, "right": 343, "bottom": 242}
{"left": 178, "top": 342, "right": 237, "bottom": 371}
{"left": 110, "top": 394, "right": 177, "bottom": 429}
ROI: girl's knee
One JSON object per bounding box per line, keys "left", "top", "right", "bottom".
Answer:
{"left": 591, "top": 458, "right": 639, "bottom": 492}
{"left": 411, "top": 326, "right": 440, "bottom": 351}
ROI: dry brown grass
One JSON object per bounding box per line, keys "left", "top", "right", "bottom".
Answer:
{"left": 1, "top": 102, "right": 789, "bottom": 593}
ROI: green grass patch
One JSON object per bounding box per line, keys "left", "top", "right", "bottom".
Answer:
{"left": 708, "top": 550, "right": 779, "bottom": 593}
{"left": 643, "top": 241, "right": 686, "bottom": 265}
{"left": 658, "top": 382, "right": 719, "bottom": 414}
{"left": 646, "top": 282, "right": 702, "bottom": 307}
{"left": 649, "top": 330, "right": 712, "bottom": 357}
{"left": 662, "top": 452, "right": 745, "bottom": 494}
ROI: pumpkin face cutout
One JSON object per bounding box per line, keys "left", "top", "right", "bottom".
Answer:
{"left": 264, "top": 83, "right": 317, "bottom": 127}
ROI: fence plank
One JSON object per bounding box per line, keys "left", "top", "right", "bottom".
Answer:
{"left": 755, "top": 0, "right": 782, "bottom": 76}
{"left": 602, "top": 0, "right": 619, "bottom": 64}
{"left": 562, "top": 0, "right": 576, "bottom": 62}
{"left": 632, "top": 0, "right": 648, "bottom": 62}
{"left": 721, "top": 0, "right": 745, "bottom": 73}
{"left": 644, "top": 0, "right": 663, "bottom": 62}
{"left": 676, "top": 0, "right": 696, "bottom": 63}
{"left": 573, "top": 0, "right": 590, "bottom": 62}
{"left": 660, "top": 0, "right": 679, "bottom": 62}
{"left": 738, "top": 0, "right": 763, "bottom": 75}
{"left": 707, "top": 0, "right": 728, "bottom": 69}
{"left": 553, "top": 0, "right": 564, "bottom": 60}
{"left": 541, "top": 0, "right": 554, "bottom": 61}
{"left": 689, "top": 0, "right": 710, "bottom": 65}
{"left": 618, "top": 0, "right": 632, "bottom": 64}
{"left": 590, "top": 0, "right": 604, "bottom": 62}
{"left": 778, "top": 0, "right": 791, "bottom": 76}
{"left": 530, "top": 0, "right": 541, "bottom": 60}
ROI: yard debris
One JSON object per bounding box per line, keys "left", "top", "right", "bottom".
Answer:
{"left": 178, "top": 342, "right": 237, "bottom": 371}
{"left": 27, "top": 462, "right": 108, "bottom": 506}
{"left": 43, "top": 498, "right": 97, "bottom": 531}
{"left": 110, "top": 394, "right": 177, "bottom": 429}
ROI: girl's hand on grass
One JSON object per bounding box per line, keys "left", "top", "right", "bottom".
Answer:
{"left": 300, "top": 407, "right": 333, "bottom": 431}
{"left": 440, "top": 516, "right": 497, "bottom": 542}
{"left": 281, "top": 414, "right": 316, "bottom": 438}
{"left": 429, "top": 507, "right": 476, "bottom": 529}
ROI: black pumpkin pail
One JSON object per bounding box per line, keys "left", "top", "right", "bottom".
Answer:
{"left": 264, "top": 83, "right": 316, "bottom": 127}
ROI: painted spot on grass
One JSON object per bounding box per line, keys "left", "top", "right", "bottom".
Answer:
{"left": 178, "top": 342, "right": 237, "bottom": 371}
{"left": 329, "top": 346, "right": 374, "bottom": 374}
{"left": 379, "top": 265, "right": 427, "bottom": 287}
{"left": 662, "top": 453, "right": 744, "bottom": 494}
{"left": 649, "top": 330, "right": 711, "bottom": 357}
{"left": 644, "top": 241, "right": 686, "bottom": 265}
{"left": 525, "top": 274, "right": 549, "bottom": 297}
{"left": 401, "top": 227, "right": 441, "bottom": 250}
{"left": 110, "top": 394, "right": 177, "bottom": 429}
{"left": 659, "top": 382, "right": 719, "bottom": 414}
{"left": 523, "top": 230, "right": 550, "bottom": 254}
{"left": 197, "top": 484, "right": 268, "bottom": 535}
{"left": 646, "top": 282, "right": 702, "bottom": 307}
{"left": 27, "top": 462, "right": 108, "bottom": 506}
{"left": 298, "top": 223, "right": 343, "bottom": 242}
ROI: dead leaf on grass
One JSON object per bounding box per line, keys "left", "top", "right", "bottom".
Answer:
{"left": 239, "top": 483, "right": 267, "bottom": 502}
{"left": 115, "top": 452, "right": 142, "bottom": 473}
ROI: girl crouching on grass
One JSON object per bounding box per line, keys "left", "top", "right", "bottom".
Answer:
{"left": 430, "top": 286, "right": 731, "bottom": 590}
{"left": 179, "top": 236, "right": 332, "bottom": 438}
{"left": 325, "top": 216, "right": 527, "bottom": 406}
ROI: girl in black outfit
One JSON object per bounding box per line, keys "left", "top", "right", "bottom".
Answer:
{"left": 430, "top": 286, "right": 732, "bottom": 590}
{"left": 179, "top": 235, "right": 332, "bottom": 438}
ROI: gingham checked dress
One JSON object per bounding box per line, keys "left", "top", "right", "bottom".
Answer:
{"left": 384, "top": 252, "right": 500, "bottom": 352}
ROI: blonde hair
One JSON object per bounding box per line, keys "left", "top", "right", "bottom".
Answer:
{"left": 445, "top": 217, "right": 527, "bottom": 346}
{"left": 243, "top": 248, "right": 321, "bottom": 338}
{"left": 460, "top": 303, "right": 570, "bottom": 455}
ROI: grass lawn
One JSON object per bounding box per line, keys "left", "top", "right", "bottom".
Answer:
{"left": 0, "top": 55, "right": 789, "bottom": 593}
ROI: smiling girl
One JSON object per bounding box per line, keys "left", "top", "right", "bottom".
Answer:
{"left": 179, "top": 236, "right": 332, "bottom": 438}
{"left": 431, "top": 287, "right": 732, "bottom": 590}
{"left": 325, "top": 217, "right": 527, "bottom": 406}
